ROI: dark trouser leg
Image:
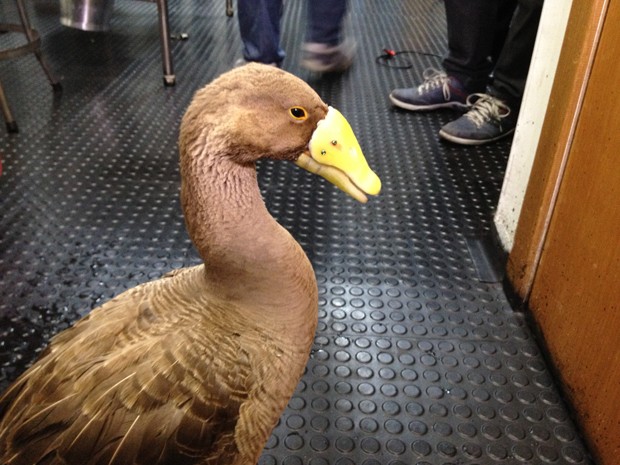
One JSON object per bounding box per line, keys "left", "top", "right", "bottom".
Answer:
{"left": 492, "top": 0, "right": 519, "bottom": 64}
{"left": 237, "top": 0, "right": 285, "bottom": 64}
{"left": 442, "top": 0, "right": 517, "bottom": 93}
{"left": 306, "top": 0, "right": 348, "bottom": 46}
{"left": 489, "top": 0, "right": 544, "bottom": 108}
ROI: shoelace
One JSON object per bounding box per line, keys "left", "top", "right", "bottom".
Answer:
{"left": 417, "top": 68, "right": 455, "bottom": 102}
{"left": 465, "top": 93, "right": 511, "bottom": 128}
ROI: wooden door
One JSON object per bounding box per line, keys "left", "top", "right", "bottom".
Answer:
{"left": 506, "top": 1, "right": 620, "bottom": 464}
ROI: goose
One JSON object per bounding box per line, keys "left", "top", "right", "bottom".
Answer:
{"left": 0, "top": 63, "right": 381, "bottom": 465}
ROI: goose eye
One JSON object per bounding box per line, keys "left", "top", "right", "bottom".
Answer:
{"left": 289, "top": 107, "right": 308, "bottom": 121}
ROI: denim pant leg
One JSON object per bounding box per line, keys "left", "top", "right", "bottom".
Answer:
{"left": 306, "top": 0, "right": 348, "bottom": 46}
{"left": 237, "top": 0, "right": 286, "bottom": 64}
{"left": 490, "top": 0, "right": 544, "bottom": 107}
{"left": 442, "top": 0, "right": 517, "bottom": 93}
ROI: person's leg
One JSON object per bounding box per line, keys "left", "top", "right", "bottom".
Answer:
{"left": 491, "top": 0, "right": 519, "bottom": 64}
{"left": 489, "top": 0, "right": 544, "bottom": 108}
{"left": 439, "top": 0, "right": 543, "bottom": 146}
{"left": 305, "top": 0, "right": 347, "bottom": 46}
{"left": 301, "top": 0, "right": 354, "bottom": 73}
{"left": 390, "top": 0, "right": 512, "bottom": 111}
{"left": 237, "top": 0, "right": 285, "bottom": 65}
{"left": 442, "top": 0, "right": 505, "bottom": 93}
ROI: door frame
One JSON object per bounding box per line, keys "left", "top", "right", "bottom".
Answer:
{"left": 505, "top": 0, "right": 610, "bottom": 300}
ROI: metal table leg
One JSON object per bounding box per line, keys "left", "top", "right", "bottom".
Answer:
{"left": 156, "top": 0, "right": 175, "bottom": 86}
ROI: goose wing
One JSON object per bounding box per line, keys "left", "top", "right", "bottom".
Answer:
{"left": 0, "top": 267, "right": 256, "bottom": 465}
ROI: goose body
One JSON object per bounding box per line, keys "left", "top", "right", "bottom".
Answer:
{"left": 0, "top": 64, "right": 380, "bottom": 465}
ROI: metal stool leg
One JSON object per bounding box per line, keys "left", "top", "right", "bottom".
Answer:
{"left": 15, "top": 0, "right": 62, "bottom": 91}
{"left": 0, "top": 0, "right": 61, "bottom": 132}
{"left": 0, "top": 80, "right": 18, "bottom": 133}
{"left": 156, "top": 0, "right": 175, "bottom": 86}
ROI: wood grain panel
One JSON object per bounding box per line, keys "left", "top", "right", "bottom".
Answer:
{"left": 506, "top": 0, "right": 608, "bottom": 299}
{"left": 512, "top": 1, "right": 620, "bottom": 463}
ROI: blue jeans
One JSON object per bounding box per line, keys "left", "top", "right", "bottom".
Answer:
{"left": 237, "top": 0, "right": 348, "bottom": 64}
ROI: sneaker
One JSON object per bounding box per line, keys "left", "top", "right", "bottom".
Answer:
{"left": 300, "top": 39, "right": 356, "bottom": 73}
{"left": 389, "top": 68, "right": 468, "bottom": 111}
{"left": 439, "top": 93, "right": 517, "bottom": 145}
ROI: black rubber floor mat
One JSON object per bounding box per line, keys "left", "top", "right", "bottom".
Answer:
{"left": 0, "top": 1, "right": 594, "bottom": 464}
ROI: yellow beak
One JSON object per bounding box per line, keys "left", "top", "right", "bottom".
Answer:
{"left": 295, "top": 106, "right": 381, "bottom": 203}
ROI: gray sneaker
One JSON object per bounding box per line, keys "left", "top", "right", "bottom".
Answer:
{"left": 439, "top": 93, "right": 517, "bottom": 145}
{"left": 389, "top": 68, "right": 468, "bottom": 111}
{"left": 300, "top": 39, "right": 356, "bottom": 73}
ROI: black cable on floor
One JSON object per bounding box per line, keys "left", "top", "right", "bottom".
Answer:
{"left": 375, "top": 49, "right": 442, "bottom": 69}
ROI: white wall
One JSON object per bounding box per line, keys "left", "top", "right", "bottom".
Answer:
{"left": 494, "top": 0, "right": 573, "bottom": 251}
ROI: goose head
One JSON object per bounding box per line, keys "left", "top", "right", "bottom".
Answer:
{"left": 179, "top": 63, "right": 381, "bottom": 203}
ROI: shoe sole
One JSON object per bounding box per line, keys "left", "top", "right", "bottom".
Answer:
{"left": 438, "top": 127, "right": 515, "bottom": 145}
{"left": 300, "top": 57, "right": 353, "bottom": 73}
{"left": 389, "top": 93, "right": 467, "bottom": 111}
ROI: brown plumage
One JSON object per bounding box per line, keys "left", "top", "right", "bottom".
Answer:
{"left": 0, "top": 63, "right": 380, "bottom": 465}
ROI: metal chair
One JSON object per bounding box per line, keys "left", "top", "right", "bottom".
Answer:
{"left": 157, "top": 0, "right": 234, "bottom": 87}
{"left": 0, "top": 0, "right": 61, "bottom": 133}
{"left": 60, "top": 0, "right": 234, "bottom": 87}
